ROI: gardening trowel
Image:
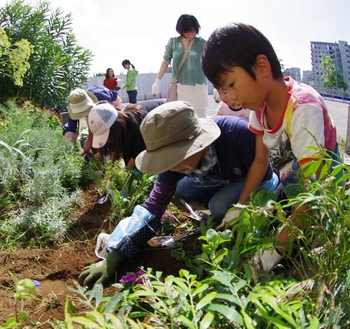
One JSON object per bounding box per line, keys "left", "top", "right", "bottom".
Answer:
{"left": 179, "top": 199, "right": 209, "bottom": 222}
{"left": 147, "top": 228, "right": 200, "bottom": 249}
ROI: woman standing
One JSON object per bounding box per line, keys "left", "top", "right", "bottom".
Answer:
{"left": 103, "top": 68, "right": 119, "bottom": 91}
{"left": 152, "top": 14, "right": 208, "bottom": 117}
{"left": 121, "top": 59, "right": 139, "bottom": 104}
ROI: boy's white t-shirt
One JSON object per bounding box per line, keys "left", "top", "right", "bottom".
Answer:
{"left": 249, "top": 77, "right": 337, "bottom": 182}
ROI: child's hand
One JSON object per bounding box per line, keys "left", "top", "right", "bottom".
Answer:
{"left": 216, "top": 209, "right": 241, "bottom": 230}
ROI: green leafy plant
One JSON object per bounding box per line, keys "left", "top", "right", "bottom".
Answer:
{"left": 0, "top": 28, "right": 33, "bottom": 86}
{"left": 1, "top": 274, "right": 40, "bottom": 328}
{"left": 103, "top": 161, "right": 156, "bottom": 225}
{"left": 0, "top": 0, "right": 93, "bottom": 109}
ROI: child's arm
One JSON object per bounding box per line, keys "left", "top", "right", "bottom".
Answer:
{"left": 238, "top": 134, "right": 271, "bottom": 204}
{"left": 217, "top": 134, "right": 271, "bottom": 229}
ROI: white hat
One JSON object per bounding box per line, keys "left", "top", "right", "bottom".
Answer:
{"left": 88, "top": 102, "right": 118, "bottom": 148}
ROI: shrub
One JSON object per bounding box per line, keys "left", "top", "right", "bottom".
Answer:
{"left": 0, "top": 0, "right": 93, "bottom": 109}
{"left": 0, "top": 98, "right": 93, "bottom": 248}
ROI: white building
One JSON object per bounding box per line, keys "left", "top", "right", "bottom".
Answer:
{"left": 311, "top": 40, "right": 350, "bottom": 87}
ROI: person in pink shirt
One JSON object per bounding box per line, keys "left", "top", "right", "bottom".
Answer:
{"left": 213, "top": 88, "right": 251, "bottom": 120}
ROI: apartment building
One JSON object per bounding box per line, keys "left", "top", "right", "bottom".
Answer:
{"left": 311, "top": 40, "right": 350, "bottom": 87}
{"left": 283, "top": 67, "right": 301, "bottom": 81}
{"left": 302, "top": 70, "right": 315, "bottom": 86}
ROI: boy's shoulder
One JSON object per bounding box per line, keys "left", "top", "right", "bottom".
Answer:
{"left": 287, "top": 77, "right": 324, "bottom": 107}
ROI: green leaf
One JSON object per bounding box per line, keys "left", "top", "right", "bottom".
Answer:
{"left": 71, "top": 316, "right": 102, "bottom": 328}
{"left": 105, "top": 292, "right": 126, "bottom": 313}
{"left": 207, "top": 303, "right": 243, "bottom": 325}
{"left": 192, "top": 282, "right": 209, "bottom": 296}
{"left": 176, "top": 314, "right": 196, "bottom": 328}
{"left": 200, "top": 311, "right": 215, "bottom": 329}
{"left": 215, "top": 293, "right": 241, "bottom": 306}
{"left": 196, "top": 291, "right": 217, "bottom": 310}
{"left": 18, "top": 310, "right": 28, "bottom": 323}
{"left": 1, "top": 317, "right": 21, "bottom": 328}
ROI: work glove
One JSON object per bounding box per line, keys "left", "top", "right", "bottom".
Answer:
{"left": 216, "top": 209, "right": 241, "bottom": 230}
{"left": 254, "top": 247, "right": 283, "bottom": 272}
{"left": 152, "top": 78, "right": 161, "bottom": 95}
{"left": 78, "top": 249, "right": 125, "bottom": 289}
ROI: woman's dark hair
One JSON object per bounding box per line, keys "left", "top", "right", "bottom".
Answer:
{"left": 105, "top": 68, "right": 114, "bottom": 78}
{"left": 202, "top": 22, "right": 282, "bottom": 88}
{"left": 122, "top": 59, "right": 135, "bottom": 70}
{"left": 176, "top": 14, "right": 200, "bottom": 37}
{"left": 100, "top": 107, "right": 145, "bottom": 164}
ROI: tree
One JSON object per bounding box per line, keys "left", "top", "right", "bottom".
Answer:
{"left": 320, "top": 54, "right": 348, "bottom": 91}
{"left": 0, "top": 28, "right": 33, "bottom": 86}
{"left": 0, "top": 0, "right": 93, "bottom": 109}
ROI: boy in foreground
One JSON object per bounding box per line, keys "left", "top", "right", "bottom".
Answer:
{"left": 201, "top": 22, "right": 343, "bottom": 271}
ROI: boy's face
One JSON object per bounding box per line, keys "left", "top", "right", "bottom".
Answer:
{"left": 219, "top": 66, "right": 267, "bottom": 111}
{"left": 170, "top": 151, "right": 203, "bottom": 175}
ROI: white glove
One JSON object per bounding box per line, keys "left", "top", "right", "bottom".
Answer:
{"left": 216, "top": 209, "right": 241, "bottom": 230}
{"left": 254, "top": 247, "right": 283, "bottom": 272}
{"left": 152, "top": 78, "right": 161, "bottom": 95}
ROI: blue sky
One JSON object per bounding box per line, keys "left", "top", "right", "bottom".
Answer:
{"left": 28, "top": 0, "right": 350, "bottom": 76}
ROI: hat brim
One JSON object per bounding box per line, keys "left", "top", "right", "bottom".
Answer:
{"left": 135, "top": 118, "right": 221, "bottom": 174}
{"left": 68, "top": 106, "right": 92, "bottom": 120}
{"left": 92, "top": 129, "right": 110, "bottom": 149}
{"left": 68, "top": 91, "right": 98, "bottom": 120}
{"left": 86, "top": 91, "right": 98, "bottom": 103}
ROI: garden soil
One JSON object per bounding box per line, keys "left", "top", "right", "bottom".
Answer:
{"left": 0, "top": 182, "right": 203, "bottom": 327}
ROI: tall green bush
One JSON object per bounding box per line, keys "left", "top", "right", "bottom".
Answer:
{"left": 0, "top": 0, "right": 93, "bottom": 109}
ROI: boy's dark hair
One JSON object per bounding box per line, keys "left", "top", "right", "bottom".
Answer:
{"left": 176, "top": 14, "right": 200, "bottom": 36}
{"left": 202, "top": 22, "right": 282, "bottom": 88}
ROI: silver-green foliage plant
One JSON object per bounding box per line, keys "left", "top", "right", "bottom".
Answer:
{"left": 0, "top": 99, "right": 89, "bottom": 247}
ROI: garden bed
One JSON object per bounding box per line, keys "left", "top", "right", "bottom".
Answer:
{"left": 0, "top": 182, "right": 201, "bottom": 326}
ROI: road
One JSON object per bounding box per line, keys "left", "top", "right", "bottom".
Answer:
{"left": 323, "top": 100, "right": 349, "bottom": 140}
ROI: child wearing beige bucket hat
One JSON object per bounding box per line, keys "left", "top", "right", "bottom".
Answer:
{"left": 67, "top": 88, "right": 98, "bottom": 120}
{"left": 64, "top": 86, "right": 123, "bottom": 156}
{"left": 63, "top": 88, "right": 99, "bottom": 155}
{"left": 78, "top": 100, "right": 279, "bottom": 289}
